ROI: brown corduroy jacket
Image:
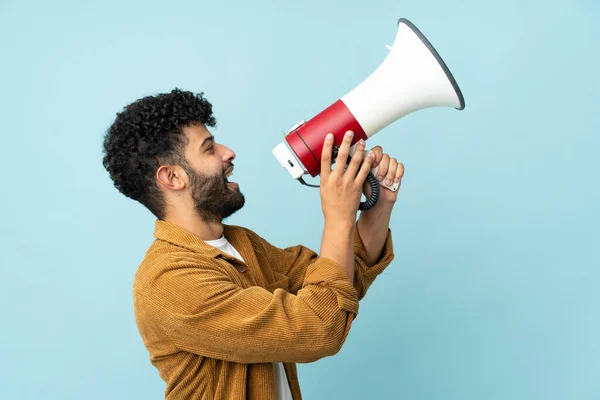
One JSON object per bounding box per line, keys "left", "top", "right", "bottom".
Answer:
{"left": 133, "top": 219, "right": 394, "bottom": 399}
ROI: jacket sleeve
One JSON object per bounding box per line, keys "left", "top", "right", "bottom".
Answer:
{"left": 135, "top": 252, "right": 359, "bottom": 365}
{"left": 351, "top": 225, "right": 395, "bottom": 300}
{"left": 244, "top": 224, "right": 394, "bottom": 300}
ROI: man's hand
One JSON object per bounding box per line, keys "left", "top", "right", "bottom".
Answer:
{"left": 362, "top": 146, "right": 405, "bottom": 207}
{"left": 320, "top": 131, "right": 375, "bottom": 222}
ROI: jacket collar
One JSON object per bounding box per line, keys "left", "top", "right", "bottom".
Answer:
{"left": 153, "top": 219, "right": 244, "bottom": 262}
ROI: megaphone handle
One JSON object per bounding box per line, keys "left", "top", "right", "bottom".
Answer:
{"left": 331, "top": 146, "right": 381, "bottom": 211}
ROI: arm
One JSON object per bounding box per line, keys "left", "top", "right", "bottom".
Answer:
{"left": 245, "top": 222, "right": 393, "bottom": 301}
{"left": 136, "top": 250, "right": 358, "bottom": 365}
{"left": 245, "top": 134, "right": 395, "bottom": 300}
{"left": 353, "top": 145, "right": 404, "bottom": 298}
{"left": 356, "top": 145, "right": 402, "bottom": 267}
{"left": 353, "top": 205, "right": 395, "bottom": 300}
{"left": 357, "top": 202, "right": 394, "bottom": 267}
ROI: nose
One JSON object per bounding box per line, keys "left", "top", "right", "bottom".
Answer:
{"left": 221, "top": 144, "right": 236, "bottom": 163}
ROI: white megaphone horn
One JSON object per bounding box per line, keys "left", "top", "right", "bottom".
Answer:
{"left": 273, "top": 18, "right": 465, "bottom": 210}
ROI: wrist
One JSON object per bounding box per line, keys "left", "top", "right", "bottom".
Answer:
{"left": 359, "top": 202, "right": 393, "bottom": 221}
{"left": 321, "top": 218, "right": 355, "bottom": 283}
{"left": 324, "top": 207, "right": 357, "bottom": 224}
{"left": 324, "top": 217, "right": 355, "bottom": 231}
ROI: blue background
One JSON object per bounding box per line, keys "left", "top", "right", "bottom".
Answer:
{"left": 1, "top": 0, "right": 598, "bottom": 399}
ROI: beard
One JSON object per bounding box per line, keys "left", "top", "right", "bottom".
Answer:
{"left": 185, "top": 165, "right": 245, "bottom": 223}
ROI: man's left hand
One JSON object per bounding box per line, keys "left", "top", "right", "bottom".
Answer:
{"left": 362, "top": 146, "right": 404, "bottom": 207}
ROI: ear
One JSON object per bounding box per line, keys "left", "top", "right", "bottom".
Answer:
{"left": 156, "top": 165, "right": 187, "bottom": 191}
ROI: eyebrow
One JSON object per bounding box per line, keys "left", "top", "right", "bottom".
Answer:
{"left": 200, "top": 135, "right": 215, "bottom": 149}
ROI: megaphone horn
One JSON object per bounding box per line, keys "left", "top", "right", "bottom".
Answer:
{"left": 273, "top": 18, "right": 465, "bottom": 208}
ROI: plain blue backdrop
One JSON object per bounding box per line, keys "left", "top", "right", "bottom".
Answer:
{"left": 1, "top": 0, "right": 598, "bottom": 399}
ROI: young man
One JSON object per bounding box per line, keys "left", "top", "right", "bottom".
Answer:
{"left": 102, "top": 89, "right": 404, "bottom": 399}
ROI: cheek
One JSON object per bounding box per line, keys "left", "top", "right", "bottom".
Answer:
{"left": 193, "top": 157, "right": 222, "bottom": 176}
{"left": 210, "top": 160, "right": 224, "bottom": 176}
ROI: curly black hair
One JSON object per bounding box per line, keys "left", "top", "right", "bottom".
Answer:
{"left": 102, "top": 88, "right": 216, "bottom": 219}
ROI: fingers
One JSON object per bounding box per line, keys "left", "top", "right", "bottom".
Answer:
{"left": 384, "top": 158, "right": 398, "bottom": 186}
{"left": 320, "top": 133, "right": 334, "bottom": 178}
{"left": 376, "top": 154, "right": 390, "bottom": 182}
{"left": 374, "top": 151, "right": 405, "bottom": 188}
{"left": 368, "top": 146, "right": 383, "bottom": 167}
{"left": 354, "top": 148, "right": 375, "bottom": 184}
{"left": 333, "top": 131, "right": 355, "bottom": 175}
{"left": 394, "top": 162, "right": 405, "bottom": 185}
{"left": 384, "top": 159, "right": 404, "bottom": 187}
{"left": 345, "top": 138, "right": 367, "bottom": 180}
{"left": 322, "top": 133, "right": 405, "bottom": 191}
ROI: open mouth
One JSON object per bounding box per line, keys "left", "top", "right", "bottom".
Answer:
{"left": 224, "top": 167, "right": 234, "bottom": 184}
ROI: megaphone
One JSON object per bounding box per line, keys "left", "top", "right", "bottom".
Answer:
{"left": 273, "top": 18, "right": 465, "bottom": 210}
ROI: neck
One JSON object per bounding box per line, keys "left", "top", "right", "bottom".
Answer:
{"left": 163, "top": 207, "right": 224, "bottom": 241}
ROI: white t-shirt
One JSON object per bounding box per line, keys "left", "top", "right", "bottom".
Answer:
{"left": 204, "top": 235, "right": 293, "bottom": 400}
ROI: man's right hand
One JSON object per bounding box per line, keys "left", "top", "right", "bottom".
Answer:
{"left": 319, "top": 130, "right": 375, "bottom": 223}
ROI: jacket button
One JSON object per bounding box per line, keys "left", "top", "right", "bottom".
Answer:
{"left": 239, "top": 265, "right": 246, "bottom": 273}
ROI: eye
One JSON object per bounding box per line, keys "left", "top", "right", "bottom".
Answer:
{"left": 206, "top": 145, "right": 214, "bottom": 153}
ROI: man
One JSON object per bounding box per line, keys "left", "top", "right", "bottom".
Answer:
{"left": 102, "top": 89, "right": 404, "bottom": 399}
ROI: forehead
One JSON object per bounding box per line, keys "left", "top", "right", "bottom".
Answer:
{"left": 182, "top": 123, "right": 212, "bottom": 145}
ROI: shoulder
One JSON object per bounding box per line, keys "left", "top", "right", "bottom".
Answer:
{"left": 133, "top": 239, "right": 216, "bottom": 294}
